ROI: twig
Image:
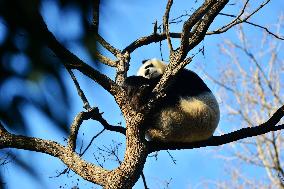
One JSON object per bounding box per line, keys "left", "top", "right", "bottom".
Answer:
{"left": 91, "top": 110, "right": 126, "bottom": 135}
{"left": 166, "top": 150, "right": 177, "bottom": 164}
{"left": 210, "top": 13, "right": 284, "bottom": 40}
{"left": 141, "top": 172, "right": 149, "bottom": 189}
{"left": 208, "top": 0, "right": 278, "bottom": 39}
{"left": 80, "top": 128, "right": 105, "bottom": 156}
{"left": 67, "top": 69, "right": 91, "bottom": 110}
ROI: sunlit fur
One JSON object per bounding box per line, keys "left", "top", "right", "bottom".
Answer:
{"left": 135, "top": 58, "right": 220, "bottom": 142}
{"left": 147, "top": 92, "right": 219, "bottom": 142}
{"left": 137, "top": 58, "right": 166, "bottom": 79}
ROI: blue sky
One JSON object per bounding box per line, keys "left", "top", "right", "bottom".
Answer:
{"left": 1, "top": 0, "right": 284, "bottom": 188}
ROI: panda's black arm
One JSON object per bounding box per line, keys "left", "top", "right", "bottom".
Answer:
{"left": 124, "top": 76, "right": 151, "bottom": 87}
{"left": 124, "top": 76, "right": 158, "bottom": 110}
{"left": 170, "top": 69, "right": 211, "bottom": 97}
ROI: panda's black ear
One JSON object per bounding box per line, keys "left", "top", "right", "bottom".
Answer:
{"left": 142, "top": 59, "right": 149, "bottom": 64}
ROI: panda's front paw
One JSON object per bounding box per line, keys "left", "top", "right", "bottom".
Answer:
{"left": 139, "top": 84, "right": 150, "bottom": 90}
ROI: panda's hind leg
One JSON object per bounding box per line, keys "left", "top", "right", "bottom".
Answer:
{"left": 145, "top": 128, "right": 167, "bottom": 142}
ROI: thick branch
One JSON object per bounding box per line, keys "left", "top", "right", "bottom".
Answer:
{"left": 179, "top": 0, "right": 215, "bottom": 57}
{"left": 149, "top": 105, "right": 284, "bottom": 152}
{"left": 0, "top": 123, "right": 109, "bottom": 186}
{"left": 44, "top": 28, "right": 120, "bottom": 95}
{"left": 182, "top": 0, "right": 229, "bottom": 58}
{"left": 163, "top": 0, "right": 174, "bottom": 52}
{"left": 40, "top": 22, "right": 133, "bottom": 112}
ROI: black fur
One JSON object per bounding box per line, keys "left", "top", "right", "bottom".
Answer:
{"left": 124, "top": 69, "right": 211, "bottom": 110}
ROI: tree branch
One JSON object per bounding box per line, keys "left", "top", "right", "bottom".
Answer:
{"left": 91, "top": 109, "right": 126, "bottom": 135}
{"left": 179, "top": 0, "right": 216, "bottom": 58}
{"left": 92, "top": 0, "right": 100, "bottom": 33}
{"left": 163, "top": 0, "right": 174, "bottom": 52}
{"left": 209, "top": 13, "right": 284, "bottom": 40}
{"left": 68, "top": 108, "right": 126, "bottom": 152}
{"left": 122, "top": 32, "right": 181, "bottom": 53}
{"left": 149, "top": 105, "right": 284, "bottom": 152}
{"left": 67, "top": 69, "right": 91, "bottom": 110}
{"left": 183, "top": 0, "right": 229, "bottom": 57}
{"left": 38, "top": 18, "right": 132, "bottom": 111}
{"left": 0, "top": 122, "right": 109, "bottom": 186}
{"left": 68, "top": 110, "right": 98, "bottom": 151}
{"left": 44, "top": 28, "right": 121, "bottom": 95}
{"left": 94, "top": 51, "right": 118, "bottom": 67}
{"left": 207, "top": 0, "right": 280, "bottom": 39}
{"left": 95, "top": 34, "right": 121, "bottom": 57}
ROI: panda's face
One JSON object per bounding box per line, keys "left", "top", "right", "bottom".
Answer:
{"left": 137, "top": 59, "right": 166, "bottom": 79}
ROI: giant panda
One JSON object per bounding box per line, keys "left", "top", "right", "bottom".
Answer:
{"left": 124, "top": 58, "right": 220, "bottom": 143}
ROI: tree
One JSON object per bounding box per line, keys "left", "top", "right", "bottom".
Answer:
{"left": 205, "top": 23, "right": 284, "bottom": 188}
{"left": 0, "top": 0, "right": 283, "bottom": 188}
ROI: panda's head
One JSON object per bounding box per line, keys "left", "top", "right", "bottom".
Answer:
{"left": 137, "top": 58, "right": 166, "bottom": 79}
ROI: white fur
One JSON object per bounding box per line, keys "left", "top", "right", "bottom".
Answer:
{"left": 137, "top": 58, "right": 166, "bottom": 79}
{"left": 146, "top": 92, "right": 219, "bottom": 142}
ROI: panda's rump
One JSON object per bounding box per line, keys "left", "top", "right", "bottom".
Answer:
{"left": 148, "top": 92, "right": 219, "bottom": 142}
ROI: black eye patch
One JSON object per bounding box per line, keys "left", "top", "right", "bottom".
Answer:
{"left": 144, "top": 64, "right": 154, "bottom": 69}
{"left": 142, "top": 59, "right": 149, "bottom": 64}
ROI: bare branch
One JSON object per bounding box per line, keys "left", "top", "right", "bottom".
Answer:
{"left": 68, "top": 107, "right": 126, "bottom": 152}
{"left": 37, "top": 18, "right": 133, "bottom": 113}
{"left": 210, "top": 0, "right": 250, "bottom": 34}
{"left": 68, "top": 110, "right": 95, "bottom": 151}
{"left": 163, "top": 0, "right": 174, "bottom": 52}
{"left": 208, "top": 13, "right": 284, "bottom": 40}
{"left": 0, "top": 123, "right": 109, "bottom": 186}
{"left": 179, "top": 0, "right": 216, "bottom": 58}
{"left": 123, "top": 0, "right": 281, "bottom": 58}
{"left": 38, "top": 19, "right": 124, "bottom": 99}
{"left": 94, "top": 51, "right": 117, "bottom": 67}
{"left": 183, "top": 0, "right": 229, "bottom": 57}
{"left": 206, "top": 0, "right": 284, "bottom": 41}
{"left": 80, "top": 128, "right": 105, "bottom": 156}
{"left": 149, "top": 105, "right": 284, "bottom": 152}
{"left": 67, "top": 69, "right": 91, "bottom": 110}
{"left": 232, "top": 42, "right": 283, "bottom": 104}
{"left": 91, "top": 110, "right": 126, "bottom": 135}
{"left": 122, "top": 32, "right": 182, "bottom": 53}
{"left": 95, "top": 34, "right": 121, "bottom": 57}
{"left": 141, "top": 172, "right": 149, "bottom": 189}
{"left": 92, "top": 0, "right": 100, "bottom": 33}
